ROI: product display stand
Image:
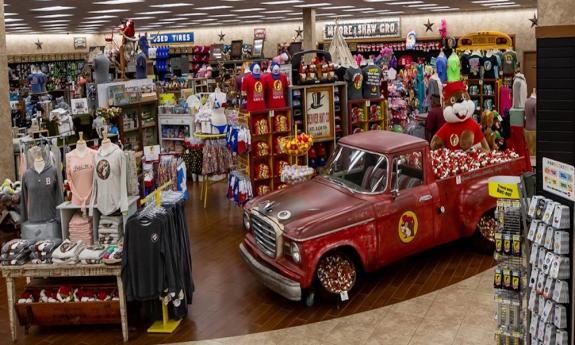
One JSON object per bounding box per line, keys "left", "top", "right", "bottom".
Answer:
{"left": 140, "top": 181, "right": 182, "bottom": 334}
{"left": 118, "top": 99, "right": 159, "bottom": 151}
{"left": 238, "top": 108, "right": 293, "bottom": 197}
{"left": 488, "top": 176, "right": 530, "bottom": 345}
{"left": 348, "top": 98, "right": 388, "bottom": 134}
{"left": 194, "top": 132, "right": 227, "bottom": 209}
{"left": 1, "top": 264, "right": 128, "bottom": 343}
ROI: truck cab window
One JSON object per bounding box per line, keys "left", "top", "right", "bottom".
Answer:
{"left": 392, "top": 151, "right": 423, "bottom": 190}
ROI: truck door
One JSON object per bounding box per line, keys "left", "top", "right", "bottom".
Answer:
{"left": 379, "top": 150, "right": 435, "bottom": 262}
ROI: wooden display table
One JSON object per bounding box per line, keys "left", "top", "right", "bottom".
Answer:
{"left": 1, "top": 264, "right": 128, "bottom": 343}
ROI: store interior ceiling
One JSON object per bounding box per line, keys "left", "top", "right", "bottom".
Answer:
{"left": 4, "top": 0, "right": 537, "bottom": 34}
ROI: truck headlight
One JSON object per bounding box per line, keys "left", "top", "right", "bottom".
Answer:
{"left": 289, "top": 242, "right": 301, "bottom": 264}
{"left": 243, "top": 212, "right": 251, "bottom": 230}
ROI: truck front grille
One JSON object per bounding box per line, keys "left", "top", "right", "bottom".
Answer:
{"left": 251, "top": 214, "right": 277, "bottom": 258}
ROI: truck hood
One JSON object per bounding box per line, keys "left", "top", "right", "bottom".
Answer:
{"left": 248, "top": 177, "right": 373, "bottom": 239}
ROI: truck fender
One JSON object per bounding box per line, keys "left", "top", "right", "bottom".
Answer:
{"left": 458, "top": 180, "right": 497, "bottom": 237}
{"left": 303, "top": 241, "right": 367, "bottom": 289}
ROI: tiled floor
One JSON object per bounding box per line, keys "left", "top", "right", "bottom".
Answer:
{"left": 172, "top": 268, "right": 495, "bottom": 345}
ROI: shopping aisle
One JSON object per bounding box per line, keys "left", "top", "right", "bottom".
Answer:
{"left": 0, "top": 182, "right": 494, "bottom": 344}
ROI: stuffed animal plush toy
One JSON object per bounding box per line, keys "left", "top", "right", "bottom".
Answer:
{"left": 57, "top": 286, "right": 73, "bottom": 302}
{"left": 431, "top": 81, "right": 489, "bottom": 151}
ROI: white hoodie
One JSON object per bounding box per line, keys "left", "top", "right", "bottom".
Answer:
{"left": 89, "top": 143, "right": 128, "bottom": 216}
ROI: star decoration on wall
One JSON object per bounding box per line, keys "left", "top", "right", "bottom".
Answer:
{"left": 529, "top": 14, "right": 538, "bottom": 28}
{"left": 295, "top": 27, "right": 303, "bottom": 40}
{"left": 34, "top": 39, "right": 43, "bottom": 49}
{"left": 218, "top": 31, "right": 225, "bottom": 42}
{"left": 424, "top": 19, "right": 434, "bottom": 32}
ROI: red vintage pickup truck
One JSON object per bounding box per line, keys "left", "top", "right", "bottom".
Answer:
{"left": 240, "top": 131, "right": 528, "bottom": 306}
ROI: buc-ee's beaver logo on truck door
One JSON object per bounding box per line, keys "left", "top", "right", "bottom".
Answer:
{"left": 398, "top": 211, "right": 418, "bottom": 243}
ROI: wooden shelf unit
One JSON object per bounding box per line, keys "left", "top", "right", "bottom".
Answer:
{"left": 238, "top": 108, "right": 293, "bottom": 197}
{"left": 465, "top": 78, "right": 500, "bottom": 116}
{"left": 348, "top": 98, "right": 388, "bottom": 134}
{"left": 117, "top": 99, "right": 159, "bottom": 151}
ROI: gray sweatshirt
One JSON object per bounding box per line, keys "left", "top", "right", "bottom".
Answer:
{"left": 90, "top": 143, "right": 128, "bottom": 216}
{"left": 20, "top": 165, "right": 63, "bottom": 222}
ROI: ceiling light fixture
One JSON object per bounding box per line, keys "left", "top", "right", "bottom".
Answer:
{"left": 88, "top": 9, "right": 130, "bottom": 13}
{"left": 387, "top": 1, "right": 423, "bottom": 5}
{"left": 135, "top": 11, "right": 171, "bottom": 14}
{"left": 150, "top": 2, "right": 194, "bottom": 7}
{"left": 175, "top": 12, "right": 209, "bottom": 16}
{"left": 342, "top": 7, "right": 374, "bottom": 11}
{"left": 195, "top": 5, "right": 233, "bottom": 10}
{"left": 231, "top": 7, "right": 266, "bottom": 12}
{"left": 30, "top": 6, "right": 75, "bottom": 11}
{"left": 293, "top": 3, "right": 332, "bottom": 8}
{"left": 261, "top": 0, "right": 303, "bottom": 4}
{"left": 93, "top": 0, "right": 145, "bottom": 4}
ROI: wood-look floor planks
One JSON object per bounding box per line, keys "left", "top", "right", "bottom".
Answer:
{"left": 0, "top": 182, "right": 494, "bottom": 344}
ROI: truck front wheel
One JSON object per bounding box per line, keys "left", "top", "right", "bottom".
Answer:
{"left": 315, "top": 252, "right": 358, "bottom": 300}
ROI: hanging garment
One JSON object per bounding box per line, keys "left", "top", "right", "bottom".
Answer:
{"left": 66, "top": 148, "right": 97, "bottom": 212}
{"left": 447, "top": 53, "right": 461, "bottom": 82}
{"left": 90, "top": 143, "right": 128, "bottom": 216}
{"left": 499, "top": 85, "right": 512, "bottom": 115}
{"left": 21, "top": 165, "right": 63, "bottom": 223}
{"left": 512, "top": 74, "right": 528, "bottom": 109}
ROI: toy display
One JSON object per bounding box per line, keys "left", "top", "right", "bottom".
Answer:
{"left": 278, "top": 132, "right": 313, "bottom": 157}
{"left": 431, "top": 81, "right": 489, "bottom": 151}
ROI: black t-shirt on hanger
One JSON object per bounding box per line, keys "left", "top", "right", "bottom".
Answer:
{"left": 481, "top": 55, "right": 499, "bottom": 79}
{"left": 460, "top": 53, "right": 471, "bottom": 76}
{"left": 467, "top": 53, "right": 482, "bottom": 79}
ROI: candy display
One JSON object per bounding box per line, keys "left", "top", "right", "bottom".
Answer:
{"left": 280, "top": 165, "right": 315, "bottom": 185}
{"left": 316, "top": 253, "right": 356, "bottom": 294}
{"left": 279, "top": 133, "right": 313, "bottom": 157}
{"left": 430, "top": 148, "right": 519, "bottom": 179}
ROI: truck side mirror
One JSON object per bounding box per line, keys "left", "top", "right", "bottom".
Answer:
{"left": 392, "top": 159, "right": 405, "bottom": 198}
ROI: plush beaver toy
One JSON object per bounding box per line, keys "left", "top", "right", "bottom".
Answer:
{"left": 431, "top": 81, "right": 490, "bottom": 151}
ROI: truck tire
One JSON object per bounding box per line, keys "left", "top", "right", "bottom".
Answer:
{"left": 472, "top": 211, "right": 497, "bottom": 253}
{"left": 316, "top": 251, "right": 358, "bottom": 300}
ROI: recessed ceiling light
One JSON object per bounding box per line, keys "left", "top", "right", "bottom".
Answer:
{"left": 30, "top": 6, "right": 75, "bottom": 11}
{"left": 194, "top": 18, "right": 217, "bottom": 22}
{"left": 130, "top": 16, "right": 157, "bottom": 20}
{"left": 93, "top": 0, "right": 145, "bottom": 4}
{"left": 4, "top": 12, "right": 18, "bottom": 16}
{"left": 407, "top": 3, "right": 438, "bottom": 7}
{"left": 286, "top": 12, "right": 303, "bottom": 15}
{"left": 471, "top": 0, "right": 509, "bottom": 3}
{"left": 342, "top": 7, "right": 374, "bottom": 11}
{"left": 294, "top": 3, "right": 331, "bottom": 7}
{"left": 386, "top": 1, "right": 423, "bottom": 4}
{"left": 238, "top": 15, "right": 261, "bottom": 18}
{"left": 231, "top": 7, "right": 266, "bottom": 12}
{"left": 175, "top": 12, "right": 209, "bottom": 16}
{"left": 328, "top": 14, "right": 354, "bottom": 17}
{"left": 212, "top": 14, "right": 237, "bottom": 17}
{"left": 135, "top": 11, "right": 171, "bottom": 15}
{"left": 243, "top": 20, "right": 263, "bottom": 23}
{"left": 328, "top": 6, "right": 355, "bottom": 9}
{"left": 5, "top": 23, "right": 28, "bottom": 27}
{"left": 39, "top": 20, "right": 71, "bottom": 23}
{"left": 363, "top": 0, "right": 395, "bottom": 2}
{"left": 316, "top": 12, "right": 337, "bottom": 16}
{"left": 490, "top": 3, "right": 520, "bottom": 6}
{"left": 88, "top": 9, "right": 130, "bottom": 13}
{"left": 261, "top": 0, "right": 302, "bottom": 4}
{"left": 159, "top": 18, "right": 187, "bottom": 21}
{"left": 5, "top": 18, "right": 24, "bottom": 22}
{"left": 84, "top": 15, "right": 118, "bottom": 19}
{"left": 430, "top": 7, "right": 458, "bottom": 11}
{"left": 150, "top": 2, "right": 194, "bottom": 7}
{"left": 195, "top": 5, "right": 232, "bottom": 9}
{"left": 221, "top": 19, "right": 241, "bottom": 22}
{"left": 83, "top": 20, "right": 111, "bottom": 23}
{"left": 264, "top": 16, "right": 286, "bottom": 19}
{"left": 482, "top": 1, "right": 515, "bottom": 5}
{"left": 262, "top": 10, "right": 293, "bottom": 13}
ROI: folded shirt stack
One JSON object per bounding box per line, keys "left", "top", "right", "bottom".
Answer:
{"left": 0, "top": 239, "right": 35, "bottom": 266}
{"left": 78, "top": 245, "right": 106, "bottom": 264}
{"left": 98, "top": 216, "right": 122, "bottom": 245}
{"left": 29, "top": 239, "right": 62, "bottom": 264}
{"left": 52, "top": 240, "right": 85, "bottom": 265}
{"left": 68, "top": 213, "right": 93, "bottom": 245}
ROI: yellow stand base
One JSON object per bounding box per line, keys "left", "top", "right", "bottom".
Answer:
{"left": 147, "top": 319, "right": 181, "bottom": 333}
{"left": 147, "top": 301, "right": 181, "bottom": 333}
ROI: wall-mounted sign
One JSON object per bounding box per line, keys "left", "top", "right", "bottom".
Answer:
{"left": 305, "top": 86, "right": 334, "bottom": 141}
{"left": 150, "top": 32, "right": 194, "bottom": 44}
{"left": 254, "top": 28, "right": 266, "bottom": 40}
{"left": 323, "top": 18, "right": 401, "bottom": 40}
{"left": 543, "top": 158, "right": 575, "bottom": 201}
{"left": 74, "top": 37, "right": 87, "bottom": 49}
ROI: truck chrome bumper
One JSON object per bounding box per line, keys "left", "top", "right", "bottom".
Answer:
{"left": 239, "top": 242, "right": 302, "bottom": 301}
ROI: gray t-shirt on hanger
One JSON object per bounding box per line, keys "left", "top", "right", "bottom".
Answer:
{"left": 94, "top": 54, "right": 111, "bottom": 84}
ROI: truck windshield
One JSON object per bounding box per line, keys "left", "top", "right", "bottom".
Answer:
{"left": 322, "top": 145, "right": 389, "bottom": 193}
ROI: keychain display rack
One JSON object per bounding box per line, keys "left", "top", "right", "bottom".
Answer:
{"left": 526, "top": 194, "right": 571, "bottom": 345}
{"left": 489, "top": 176, "right": 531, "bottom": 345}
